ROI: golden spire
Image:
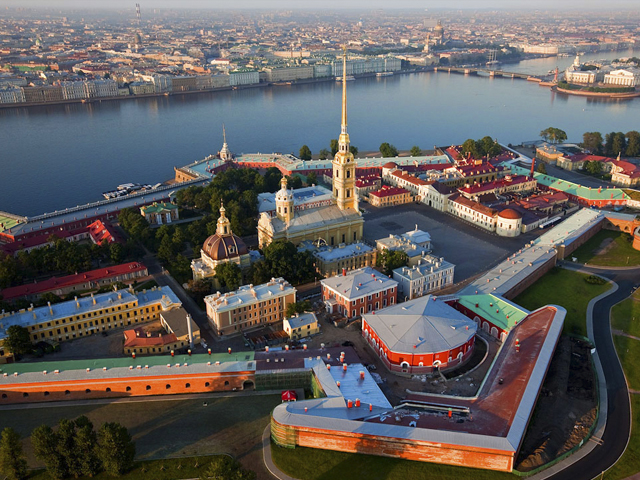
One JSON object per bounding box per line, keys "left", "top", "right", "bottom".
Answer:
{"left": 222, "top": 123, "right": 226, "bottom": 144}
{"left": 341, "top": 45, "right": 347, "bottom": 133}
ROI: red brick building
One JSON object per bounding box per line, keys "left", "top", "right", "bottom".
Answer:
{"left": 321, "top": 267, "right": 398, "bottom": 319}
{"left": 362, "top": 295, "right": 477, "bottom": 374}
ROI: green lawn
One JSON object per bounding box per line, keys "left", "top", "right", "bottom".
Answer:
{"left": 28, "top": 455, "right": 229, "bottom": 480}
{"left": 514, "top": 268, "right": 611, "bottom": 336}
{"left": 0, "top": 394, "right": 281, "bottom": 478}
{"left": 603, "top": 292, "right": 640, "bottom": 479}
{"left": 571, "top": 230, "right": 640, "bottom": 267}
{"left": 271, "top": 443, "right": 514, "bottom": 480}
{"left": 611, "top": 292, "right": 640, "bottom": 338}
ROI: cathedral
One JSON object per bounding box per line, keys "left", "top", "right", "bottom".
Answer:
{"left": 191, "top": 203, "right": 251, "bottom": 280}
{"left": 257, "top": 48, "right": 364, "bottom": 248}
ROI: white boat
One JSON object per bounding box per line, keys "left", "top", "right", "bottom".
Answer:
{"left": 335, "top": 75, "right": 355, "bottom": 81}
{"left": 376, "top": 71, "right": 393, "bottom": 77}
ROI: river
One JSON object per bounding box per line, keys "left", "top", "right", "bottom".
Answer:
{"left": 1, "top": 49, "right": 639, "bottom": 216}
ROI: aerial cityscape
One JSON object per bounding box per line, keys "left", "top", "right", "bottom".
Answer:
{"left": 0, "top": 3, "right": 640, "bottom": 480}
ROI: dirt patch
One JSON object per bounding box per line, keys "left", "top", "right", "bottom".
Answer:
{"left": 593, "top": 237, "right": 615, "bottom": 256}
{"left": 515, "top": 336, "right": 597, "bottom": 472}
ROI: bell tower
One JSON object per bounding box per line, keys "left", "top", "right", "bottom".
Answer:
{"left": 332, "top": 46, "right": 356, "bottom": 211}
{"left": 275, "top": 176, "right": 294, "bottom": 224}
{"left": 216, "top": 202, "right": 231, "bottom": 235}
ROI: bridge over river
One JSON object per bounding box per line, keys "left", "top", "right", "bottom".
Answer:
{"left": 434, "top": 66, "right": 553, "bottom": 83}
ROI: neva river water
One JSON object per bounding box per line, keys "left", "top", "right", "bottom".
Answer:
{"left": 1, "top": 49, "right": 639, "bottom": 216}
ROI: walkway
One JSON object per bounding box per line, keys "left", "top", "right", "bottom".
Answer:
{"left": 262, "top": 425, "right": 296, "bottom": 480}
{"left": 532, "top": 263, "right": 639, "bottom": 480}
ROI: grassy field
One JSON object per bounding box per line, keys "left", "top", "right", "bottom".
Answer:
{"left": 604, "top": 291, "right": 640, "bottom": 479}
{"left": 611, "top": 292, "right": 640, "bottom": 338}
{"left": 514, "top": 268, "right": 611, "bottom": 336}
{"left": 571, "top": 230, "right": 640, "bottom": 267}
{"left": 271, "top": 443, "right": 514, "bottom": 480}
{"left": 0, "top": 394, "right": 281, "bottom": 478}
{"left": 28, "top": 455, "right": 231, "bottom": 480}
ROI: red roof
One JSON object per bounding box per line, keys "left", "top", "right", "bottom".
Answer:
{"left": 382, "top": 162, "right": 398, "bottom": 169}
{"left": 390, "top": 169, "right": 429, "bottom": 186}
{"left": 0, "top": 262, "right": 147, "bottom": 301}
{"left": 450, "top": 193, "right": 497, "bottom": 217}
{"left": 124, "top": 327, "right": 178, "bottom": 348}
{"left": 281, "top": 390, "right": 298, "bottom": 402}
{"left": 566, "top": 153, "right": 614, "bottom": 163}
{"left": 458, "top": 175, "right": 532, "bottom": 195}
{"left": 613, "top": 160, "right": 640, "bottom": 178}
{"left": 88, "top": 220, "right": 120, "bottom": 245}
{"left": 498, "top": 208, "right": 522, "bottom": 220}
{"left": 369, "top": 186, "right": 410, "bottom": 198}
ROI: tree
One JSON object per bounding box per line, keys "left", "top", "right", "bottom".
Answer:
{"left": 200, "top": 456, "right": 256, "bottom": 480}
{"left": 349, "top": 145, "right": 358, "bottom": 157}
{"left": 0, "top": 253, "right": 20, "bottom": 289}
{"left": 57, "top": 419, "right": 81, "bottom": 477}
{"left": 460, "top": 138, "right": 480, "bottom": 159}
{"left": 376, "top": 250, "right": 408, "bottom": 275}
{"left": 306, "top": 172, "right": 318, "bottom": 185}
{"left": 299, "top": 145, "right": 312, "bottom": 160}
{"left": 96, "top": 423, "right": 135, "bottom": 477}
{"left": 109, "top": 243, "right": 124, "bottom": 264}
{"left": 32, "top": 425, "right": 67, "bottom": 480}
{"left": 410, "top": 145, "right": 421, "bottom": 157}
{"left": 626, "top": 131, "right": 640, "bottom": 157}
{"left": 612, "top": 132, "right": 627, "bottom": 157}
{"left": 540, "top": 127, "right": 567, "bottom": 144}
{"left": 330, "top": 139, "right": 339, "bottom": 156}
{"left": 536, "top": 162, "right": 547, "bottom": 174}
{"left": 3, "top": 326, "right": 32, "bottom": 357}
{"left": 286, "top": 175, "right": 302, "bottom": 189}
{"left": 286, "top": 300, "right": 311, "bottom": 317}
{"left": 582, "top": 132, "right": 603, "bottom": 154}
{"left": 585, "top": 160, "right": 603, "bottom": 176}
{"left": 74, "top": 417, "right": 100, "bottom": 477}
{"left": 318, "top": 148, "right": 330, "bottom": 160}
{"left": 379, "top": 142, "right": 398, "bottom": 158}
{"left": 215, "top": 262, "right": 242, "bottom": 291}
{"left": 0, "top": 428, "right": 27, "bottom": 480}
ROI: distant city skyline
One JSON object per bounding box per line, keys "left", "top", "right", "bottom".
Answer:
{"left": 5, "top": 0, "right": 640, "bottom": 9}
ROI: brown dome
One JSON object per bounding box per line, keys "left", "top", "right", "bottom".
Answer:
{"left": 202, "top": 233, "right": 248, "bottom": 261}
{"left": 383, "top": 162, "right": 398, "bottom": 169}
{"left": 498, "top": 208, "right": 522, "bottom": 220}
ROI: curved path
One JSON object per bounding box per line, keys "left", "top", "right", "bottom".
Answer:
{"left": 545, "top": 263, "right": 640, "bottom": 480}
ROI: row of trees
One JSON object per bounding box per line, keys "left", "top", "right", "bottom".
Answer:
{"left": 305, "top": 142, "right": 422, "bottom": 159}
{"left": 460, "top": 136, "right": 502, "bottom": 160}
{"left": 582, "top": 131, "right": 640, "bottom": 157}
{"left": 0, "top": 236, "right": 139, "bottom": 291}
{"left": 0, "top": 419, "right": 135, "bottom": 480}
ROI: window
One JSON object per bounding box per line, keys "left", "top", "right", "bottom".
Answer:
{"left": 205, "top": 382, "right": 210, "bottom": 387}
{"left": 85, "top": 389, "right": 91, "bottom": 394}
{"left": 146, "top": 385, "right": 151, "bottom": 391}
{"left": 106, "top": 388, "right": 111, "bottom": 392}
{"left": 44, "top": 391, "right": 50, "bottom": 396}
{"left": 185, "top": 383, "right": 191, "bottom": 388}
{"left": 126, "top": 386, "right": 131, "bottom": 392}
{"left": 166, "top": 384, "right": 171, "bottom": 390}
{"left": 224, "top": 381, "right": 229, "bottom": 386}
{"left": 65, "top": 390, "right": 70, "bottom": 395}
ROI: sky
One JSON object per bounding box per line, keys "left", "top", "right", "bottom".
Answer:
{"left": 5, "top": 0, "right": 640, "bottom": 9}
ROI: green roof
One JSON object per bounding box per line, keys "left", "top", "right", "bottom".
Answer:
{"left": 509, "top": 164, "right": 628, "bottom": 201}
{"left": 140, "top": 202, "right": 178, "bottom": 214}
{"left": 0, "top": 351, "right": 254, "bottom": 376}
{"left": 0, "top": 213, "right": 26, "bottom": 233}
{"left": 457, "top": 294, "right": 528, "bottom": 332}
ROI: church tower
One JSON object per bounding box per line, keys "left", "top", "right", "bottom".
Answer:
{"left": 275, "top": 176, "right": 294, "bottom": 224}
{"left": 216, "top": 202, "right": 231, "bottom": 235}
{"left": 332, "top": 47, "right": 356, "bottom": 211}
{"left": 219, "top": 124, "right": 232, "bottom": 161}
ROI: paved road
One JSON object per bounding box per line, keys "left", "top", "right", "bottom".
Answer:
{"left": 548, "top": 264, "right": 640, "bottom": 480}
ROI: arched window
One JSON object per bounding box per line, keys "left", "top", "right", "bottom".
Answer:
{"left": 146, "top": 385, "right": 151, "bottom": 391}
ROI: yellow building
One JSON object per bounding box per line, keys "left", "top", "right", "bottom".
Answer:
{"left": 257, "top": 48, "right": 364, "bottom": 248}
{"left": 0, "top": 286, "right": 182, "bottom": 347}
{"left": 368, "top": 186, "right": 413, "bottom": 207}
{"left": 283, "top": 312, "right": 320, "bottom": 341}
{"left": 204, "top": 278, "right": 296, "bottom": 336}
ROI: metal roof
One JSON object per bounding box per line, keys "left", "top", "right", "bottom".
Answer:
{"left": 363, "top": 295, "right": 477, "bottom": 355}
{"left": 321, "top": 267, "right": 398, "bottom": 301}
{"left": 456, "top": 295, "right": 528, "bottom": 331}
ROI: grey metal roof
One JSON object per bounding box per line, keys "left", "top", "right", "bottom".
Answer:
{"left": 285, "top": 312, "right": 318, "bottom": 330}
{"left": 362, "top": 295, "right": 476, "bottom": 355}
{"left": 321, "top": 267, "right": 398, "bottom": 301}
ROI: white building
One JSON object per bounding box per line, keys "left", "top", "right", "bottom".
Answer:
{"left": 401, "top": 228, "right": 431, "bottom": 250}
{"left": 229, "top": 69, "right": 259, "bottom": 86}
{"left": 86, "top": 79, "right": 118, "bottom": 98}
{"left": 603, "top": 69, "right": 640, "bottom": 87}
{"left": 0, "top": 86, "right": 25, "bottom": 104}
{"left": 392, "top": 255, "right": 455, "bottom": 300}
{"left": 139, "top": 74, "right": 173, "bottom": 93}
{"left": 61, "top": 81, "right": 88, "bottom": 100}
